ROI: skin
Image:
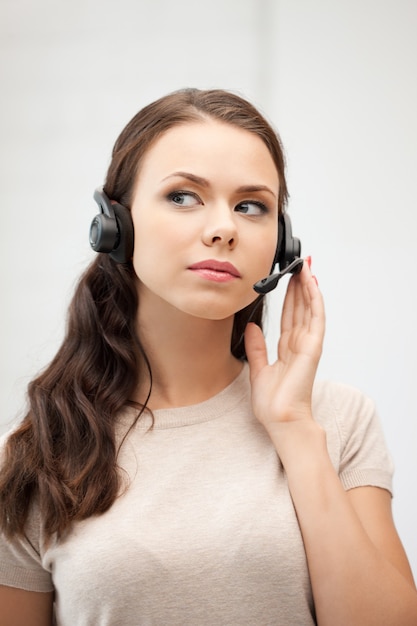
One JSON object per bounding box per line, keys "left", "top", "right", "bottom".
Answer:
{"left": 1, "top": 118, "right": 416, "bottom": 625}
{"left": 245, "top": 267, "right": 417, "bottom": 624}
{"left": 130, "top": 120, "right": 279, "bottom": 408}
{"left": 0, "top": 588, "right": 54, "bottom": 626}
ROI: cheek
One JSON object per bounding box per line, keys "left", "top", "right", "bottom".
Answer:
{"left": 130, "top": 222, "right": 160, "bottom": 283}
{"left": 131, "top": 211, "right": 199, "bottom": 270}
{"left": 252, "top": 234, "right": 278, "bottom": 276}
{"left": 131, "top": 211, "right": 162, "bottom": 265}
{"left": 131, "top": 221, "right": 186, "bottom": 286}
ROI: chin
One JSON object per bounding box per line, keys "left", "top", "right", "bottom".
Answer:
{"left": 182, "top": 295, "right": 259, "bottom": 321}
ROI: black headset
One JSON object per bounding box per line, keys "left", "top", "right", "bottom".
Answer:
{"left": 89, "top": 188, "right": 134, "bottom": 264}
{"left": 89, "top": 187, "right": 302, "bottom": 293}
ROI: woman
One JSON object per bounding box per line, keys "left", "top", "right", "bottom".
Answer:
{"left": 1, "top": 88, "right": 416, "bottom": 625}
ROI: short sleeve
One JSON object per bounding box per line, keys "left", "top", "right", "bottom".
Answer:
{"left": 0, "top": 529, "right": 54, "bottom": 592}
{"left": 313, "top": 381, "right": 394, "bottom": 495}
{"left": 0, "top": 433, "right": 53, "bottom": 593}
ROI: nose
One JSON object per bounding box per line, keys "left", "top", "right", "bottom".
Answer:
{"left": 201, "top": 205, "right": 238, "bottom": 250}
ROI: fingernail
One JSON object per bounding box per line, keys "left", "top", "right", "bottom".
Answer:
{"left": 305, "top": 256, "right": 312, "bottom": 269}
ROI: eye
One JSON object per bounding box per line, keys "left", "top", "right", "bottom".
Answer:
{"left": 167, "top": 191, "right": 201, "bottom": 207}
{"left": 235, "top": 201, "right": 268, "bottom": 216}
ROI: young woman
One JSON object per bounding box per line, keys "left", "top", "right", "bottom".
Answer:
{"left": 0, "top": 89, "right": 416, "bottom": 626}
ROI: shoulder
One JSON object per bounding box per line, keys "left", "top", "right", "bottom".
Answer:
{"left": 0, "top": 429, "right": 53, "bottom": 592}
{"left": 312, "top": 380, "right": 394, "bottom": 492}
{"left": 312, "top": 378, "right": 374, "bottom": 414}
{"left": 312, "top": 379, "right": 379, "bottom": 437}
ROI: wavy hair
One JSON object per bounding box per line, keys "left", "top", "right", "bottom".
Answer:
{"left": 0, "top": 88, "right": 288, "bottom": 539}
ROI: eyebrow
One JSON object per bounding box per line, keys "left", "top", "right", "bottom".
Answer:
{"left": 162, "top": 171, "right": 210, "bottom": 187}
{"left": 235, "top": 184, "right": 277, "bottom": 200}
{"left": 161, "top": 171, "right": 277, "bottom": 199}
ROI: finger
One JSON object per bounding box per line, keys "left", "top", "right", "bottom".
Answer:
{"left": 279, "top": 271, "right": 308, "bottom": 361}
{"left": 296, "top": 262, "right": 319, "bottom": 332}
{"left": 281, "top": 262, "right": 324, "bottom": 357}
{"left": 293, "top": 272, "right": 308, "bottom": 329}
{"left": 280, "top": 274, "right": 296, "bottom": 336}
{"left": 244, "top": 322, "right": 268, "bottom": 381}
{"left": 281, "top": 269, "right": 307, "bottom": 336}
{"left": 306, "top": 274, "right": 326, "bottom": 341}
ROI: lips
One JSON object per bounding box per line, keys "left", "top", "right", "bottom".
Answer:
{"left": 188, "top": 259, "right": 241, "bottom": 281}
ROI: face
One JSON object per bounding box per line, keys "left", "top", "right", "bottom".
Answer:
{"left": 130, "top": 119, "right": 279, "bottom": 320}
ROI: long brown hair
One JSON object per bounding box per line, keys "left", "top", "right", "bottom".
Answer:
{"left": 0, "top": 88, "right": 288, "bottom": 539}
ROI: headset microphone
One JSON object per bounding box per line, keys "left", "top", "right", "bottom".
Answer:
{"left": 253, "top": 213, "right": 303, "bottom": 295}
{"left": 253, "top": 257, "right": 304, "bottom": 294}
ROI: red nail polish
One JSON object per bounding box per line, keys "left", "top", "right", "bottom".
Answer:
{"left": 305, "top": 256, "right": 312, "bottom": 268}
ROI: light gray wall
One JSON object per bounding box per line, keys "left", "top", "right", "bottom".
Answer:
{"left": 1, "top": 0, "right": 416, "bottom": 576}
{"left": 266, "top": 0, "right": 417, "bottom": 579}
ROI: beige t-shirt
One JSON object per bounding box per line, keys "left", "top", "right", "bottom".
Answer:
{"left": 0, "top": 364, "right": 393, "bottom": 625}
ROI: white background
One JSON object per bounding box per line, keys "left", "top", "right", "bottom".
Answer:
{"left": 1, "top": 0, "right": 416, "bottom": 576}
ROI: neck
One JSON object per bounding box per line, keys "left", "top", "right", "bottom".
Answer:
{"left": 135, "top": 297, "right": 243, "bottom": 409}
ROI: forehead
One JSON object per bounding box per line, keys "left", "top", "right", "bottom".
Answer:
{"left": 136, "top": 119, "right": 279, "bottom": 188}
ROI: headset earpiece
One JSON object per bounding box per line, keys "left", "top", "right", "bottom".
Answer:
{"left": 89, "top": 187, "right": 134, "bottom": 264}
{"left": 275, "top": 213, "right": 302, "bottom": 272}
{"left": 253, "top": 213, "right": 303, "bottom": 294}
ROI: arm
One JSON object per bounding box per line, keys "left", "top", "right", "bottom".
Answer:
{"left": 0, "top": 586, "right": 54, "bottom": 626}
{"left": 245, "top": 262, "right": 417, "bottom": 626}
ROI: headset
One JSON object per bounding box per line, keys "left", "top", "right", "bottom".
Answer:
{"left": 254, "top": 212, "right": 303, "bottom": 294}
{"left": 89, "top": 187, "right": 303, "bottom": 294}
{"left": 89, "top": 188, "right": 134, "bottom": 264}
